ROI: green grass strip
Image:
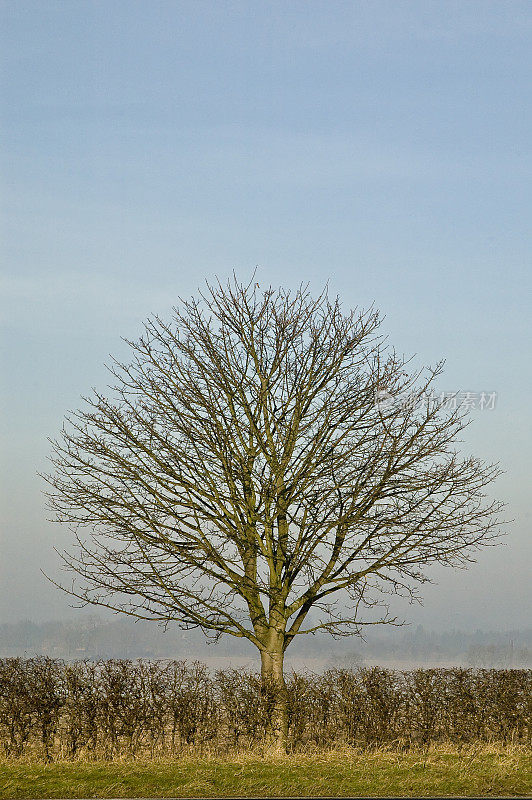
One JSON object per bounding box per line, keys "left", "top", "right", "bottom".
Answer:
{"left": 1, "top": 748, "right": 531, "bottom": 798}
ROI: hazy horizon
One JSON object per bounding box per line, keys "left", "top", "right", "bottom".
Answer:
{"left": 2, "top": 615, "right": 531, "bottom": 672}
{"left": 1, "top": 2, "right": 531, "bottom": 631}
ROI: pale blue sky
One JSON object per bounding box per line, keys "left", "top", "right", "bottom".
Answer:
{"left": 1, "top": 1, "right": 531, "bottom": 630}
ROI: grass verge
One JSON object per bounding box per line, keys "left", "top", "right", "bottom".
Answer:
{"left": 1, "top": 744, "right": 530, "bottom": 798}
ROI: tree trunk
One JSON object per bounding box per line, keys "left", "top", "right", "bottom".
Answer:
{"left": 260, "top": 644, "right": 288, "bottom": 753}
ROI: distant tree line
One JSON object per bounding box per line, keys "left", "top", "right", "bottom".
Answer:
{"left": 1, "top": 619, "right": 530, "bottom": 667}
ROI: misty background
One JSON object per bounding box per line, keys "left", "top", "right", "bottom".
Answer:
{"left": 1, "top": 2, "right": 531, "bottom": 663}
{"left": 1, "top": 617, "right": 531, "bottom": 671}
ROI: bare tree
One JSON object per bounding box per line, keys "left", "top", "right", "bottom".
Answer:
{"left": 43, "top": 278, "right": 504, "bottom": 751}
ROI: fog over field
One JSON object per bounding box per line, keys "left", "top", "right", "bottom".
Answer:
{"left": 1, "top": 617, "right": 531, "bottom": 672}
{"left": 1, "top": 2, "right": 530, "bottom": 638}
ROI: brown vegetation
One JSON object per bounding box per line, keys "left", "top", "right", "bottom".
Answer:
{"left": 0, "top": 658, "right": 529, "bottom": 761}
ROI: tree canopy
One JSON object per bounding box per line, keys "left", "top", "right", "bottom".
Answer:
{"left": 44, "top": 278, "right": 504, "bottom": 749}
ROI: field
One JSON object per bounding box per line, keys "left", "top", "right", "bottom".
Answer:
{"left": 1, "top": 744, "right": 531, "bottom": 799}
{"left": 1, "top": 658, "right": 530, "bottom": 797}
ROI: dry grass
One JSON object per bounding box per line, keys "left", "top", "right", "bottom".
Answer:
{"left": 2, "top": 658, "right": 530, "bottom": 796}
{"left": 1, "top": 743, "right": 531, "bottom": 798}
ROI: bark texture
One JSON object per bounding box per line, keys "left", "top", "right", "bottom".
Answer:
{"left": 260, "top": 645, "right": 288, "bottom": 752}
